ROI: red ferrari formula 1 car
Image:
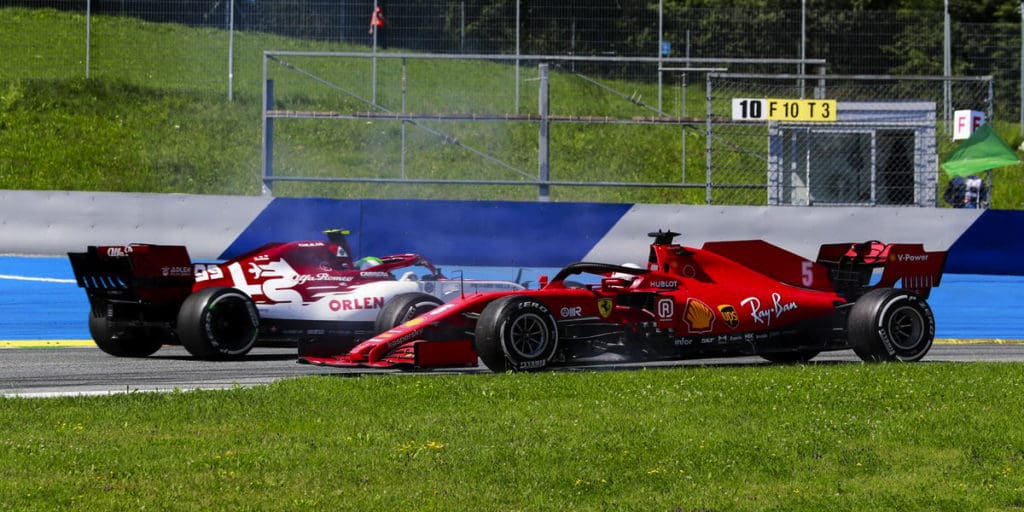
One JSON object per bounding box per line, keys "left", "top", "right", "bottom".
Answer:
{"left": 300, "top": 230, "right": 947, "bottom": 372}
{"left": 68, "top": 229, "right": 522, "bottom": 359}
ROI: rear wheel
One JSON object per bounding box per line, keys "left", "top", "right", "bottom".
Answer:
{"left": 88, "top": 312, "right": 164, "bottom": 357}
{"left": 374, "top": 293, "right": 444, "bottom": 333}
{"left": 176, "top": 287, "right": 259, "bottom": 360}
{"left": 474, "top": 296, "right": 559, "bottom": 372}
{"left": 848, "top": 288, "right": 934, "bottom": 362}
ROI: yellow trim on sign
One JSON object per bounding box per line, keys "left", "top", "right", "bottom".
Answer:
{"left": 765, "top": 98, "right": 837, "bottom": 122}
{"left": 0, "top": 340, "right": 95, "bottom": 348}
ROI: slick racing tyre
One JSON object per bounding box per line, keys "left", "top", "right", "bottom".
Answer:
{"left": 848, "top": 288, "right": 934, "bottom": 362}
{"left": 374, "top": 293, "right": 444, "bottom": 333}
{"left": 176, "top": 287, "right": 259, "bottom": 360}
{"left": 475, "top": 296, "right": 559, "bottom": 372}
{"left": 89, "top": 312, "right": 164, "bottom": 358}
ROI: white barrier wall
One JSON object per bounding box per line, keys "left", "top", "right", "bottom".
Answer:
{"left": 586, "top": 204, "right": 983, "bottom": 264}
{"left": 0, "top": 190, "right": 1005, "bottom": 275}
{"left": 0, "top": 190, "right": 271, "bottom": 259}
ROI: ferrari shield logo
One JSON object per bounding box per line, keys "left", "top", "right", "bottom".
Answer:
{"left": 597, "top": 298, "right": 614, "bottom": 318}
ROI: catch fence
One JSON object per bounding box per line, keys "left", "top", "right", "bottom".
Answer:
{"left": 258, "top": 51, "right": 822, "bottom": 204}
{"left": 1, "top": 2, "right": 1012, "bottom": 206}
{"left": 5, "top": 1, "right": 1023, "bottom": 117}
{"left": 260, "top": 51, "right": 993, "bottom": 206}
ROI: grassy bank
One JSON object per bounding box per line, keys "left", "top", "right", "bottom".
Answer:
{"left": 2, "top": 363, "right": 1023, "bottom": 511}
{"left": 2, "top": 7, "right": 1022, "bottom": 206}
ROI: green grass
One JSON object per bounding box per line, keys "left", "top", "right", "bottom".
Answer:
{"left": 5, "top": 7, "right": 1019, "bottom": 206}
{"left": 2, "top": 363, "right": 1024, "bottom": 511}
{"left": 0, "top": 79, "right": 262, "bottom": 194}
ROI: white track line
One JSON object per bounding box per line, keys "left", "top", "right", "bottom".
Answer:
{"left": 0, "top": 274, "right": 76, "bottom": 284}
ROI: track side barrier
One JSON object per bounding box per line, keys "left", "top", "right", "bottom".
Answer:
{"left": 0, "top": 190, "right": 1016, "bottom": 275}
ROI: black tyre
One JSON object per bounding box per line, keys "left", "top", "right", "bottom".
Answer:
{"left": 176, "top": 287, "right": 259, "bottom": 360}
{"left": 760, "top": 350, "right": 820, "bottom": 364}
{"left": 848, "top": 288, "right": 934, "bottom": 362}
{"left": 88, "top": 312, "right": 164, "bottom": 358}
{"left": 474, "top": 296, "right": 559, "bottom": 372}
{"left": 374, "top": 293, "right": 444, "bottom": 333}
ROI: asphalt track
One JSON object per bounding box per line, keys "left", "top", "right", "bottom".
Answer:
{"left": 4, "top": 343, "right": 1024, "bottom": 398}
{"left": 2, "top": 256, "right": 1023, "bottom": 397}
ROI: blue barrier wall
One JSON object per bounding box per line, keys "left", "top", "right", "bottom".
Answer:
{"left": 945, "top": 209, "right": 1024, "bottom": 274}
{"left": 220, "top": 197, "right": 1021, "bottom": 275}
{"left": 1, "top": 190, "right": 1021, "bottom": 275}
{"left": 222, "top": 198, "right": 633, "bottom": 266}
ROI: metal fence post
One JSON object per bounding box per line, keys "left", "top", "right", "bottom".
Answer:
{"left": 799, "top": 0, "right": 806, "bottom": 98}
{"left": 515, "top": 0, "right": 521, "bottom": 114}
{"left": 262, "top": 78, "right": 274, "bottom": 196}
{"left": 401, "top": 58, "right": 407, "bottom": 179}
{"left": 943, "top": 0, "right": 952, "bottom": 138}
{"left": 227, "top": 0, "right": 235, "bottom": 101}
{"left": 705, "top": 74, "right": 713, "bottom": 205}
{"left": 85, "top": 0, "right": 91, "bottom": 80}
{"left": 538, "top": 63, "right": 550, "bottom": 201}
{"left": 989, "top": 76, "right": 996, "bottom": 207}
{"left": 372, "top": 0, "right": 379, "bottom": 105}
{"left": 658, "top": 0, "right": 664, "bottom": 113}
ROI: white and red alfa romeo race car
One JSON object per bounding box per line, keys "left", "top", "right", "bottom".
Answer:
{"left": 68, "top": 229, "right": 522, "bottom": 359}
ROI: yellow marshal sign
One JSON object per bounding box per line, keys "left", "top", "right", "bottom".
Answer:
{"left": 731, "top": 98, "right": 837, "bottom": 122}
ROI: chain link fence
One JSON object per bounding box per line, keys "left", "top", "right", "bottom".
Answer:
{"left": 258, "top": 52, "right": 816, "bottom": 204}
{"left": 256, "top": 51, "right": 992, "bottom": 207}
{"left": 1, "top": 2, "right": 1017, "bottom": 206}
{"left": 5, "top": 2, "right": 1023, "bottom": 109}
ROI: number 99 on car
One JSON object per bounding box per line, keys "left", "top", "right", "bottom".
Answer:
{"left": 731, "top": 98, "right": 836, "bottom": 122}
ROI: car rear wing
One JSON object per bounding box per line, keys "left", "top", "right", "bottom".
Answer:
{"left": 816, "top": 241, "right": 947, "bottom": 299}
{"left": 68, "top": 244, "right": 196, "bottom": 306}
{"left": 695, "top": 239, "right": 946, "bottom": 299}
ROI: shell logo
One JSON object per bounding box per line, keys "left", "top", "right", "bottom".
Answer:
{"left": 684, "top": 298, "right": 714, "bottom": 333}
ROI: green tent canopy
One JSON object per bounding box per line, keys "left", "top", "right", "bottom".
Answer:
{"left": 941, "top": 123, "right": 1021, "bottom": 177}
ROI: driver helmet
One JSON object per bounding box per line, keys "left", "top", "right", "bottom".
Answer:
{"left": 355, "top": 256, "right": 383, "bottom": 270}
{"left": 329, "top": 244, "right": 353, "bottom": 269}
{"left": 611, "top": 262, "right": 642, "bottom": 280}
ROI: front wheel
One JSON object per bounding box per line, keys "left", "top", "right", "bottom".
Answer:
{"left": 848, "top": 288, "right": 934, "bottom": 362}
{"left": 374, "top": 293, "right": 444, "bottom": 333}
{"left": 176, "top": 287, "right": 259, "bottom": 360}
{"left": 474, "top": 296, "right": 559, "bottom": 372}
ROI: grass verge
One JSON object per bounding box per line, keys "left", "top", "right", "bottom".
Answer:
{"left": 2, "top": 362, "right": 1023, "bottom": 511}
